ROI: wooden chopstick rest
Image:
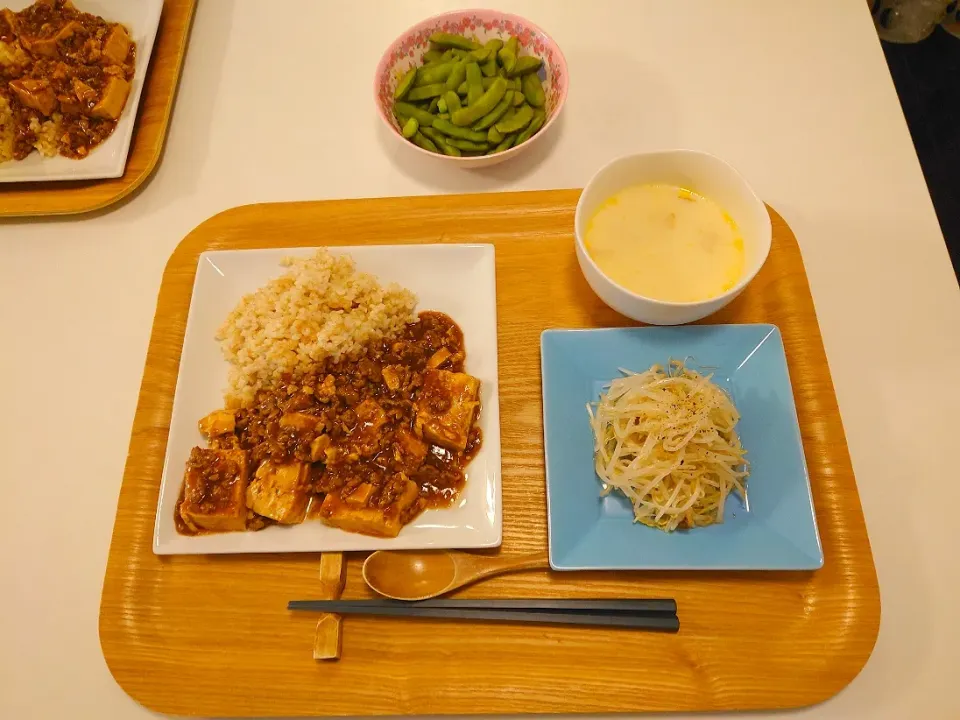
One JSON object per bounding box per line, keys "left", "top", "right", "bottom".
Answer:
{"left": 313, "top": 553, "right": 347, "bottom": 661}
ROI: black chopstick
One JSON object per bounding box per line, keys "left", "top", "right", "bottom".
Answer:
{"left": 287, "top": 600, "right": 679, "bottom": 633}
{"left": 289, "top": 598, "right": 677, "bottom": 614}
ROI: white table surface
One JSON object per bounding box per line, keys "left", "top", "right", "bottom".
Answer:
{"left": 3, "top": 1, "right": 959, "bottom": 718}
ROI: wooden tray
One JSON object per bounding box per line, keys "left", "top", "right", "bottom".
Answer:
{"left": 99, "top": 190, "right": 880, "bottom": 716}
{"left": 0, "top": 0, "right": 196, "bottom": 217}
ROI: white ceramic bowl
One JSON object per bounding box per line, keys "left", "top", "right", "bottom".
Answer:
{"left": 574, "top": 150, "right": 772, "bottom": 325}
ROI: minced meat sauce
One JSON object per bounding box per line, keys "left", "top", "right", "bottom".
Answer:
{"left": 177, "top": 311, "right": 483, "bottom": 537}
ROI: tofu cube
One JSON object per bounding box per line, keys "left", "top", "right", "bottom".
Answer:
{"left": 350, "top": 398, "right": 387, "bottom": 457}
{"left": 319, "top": 475, "right": 421, "bottom": 538}
{"left": 90, "top": 76, "right": 130, "bottom": 120}
{"left": 198, "top": 409, "right": 235, "bottom": 438}
{"left": 394, "top": 428, "right": 428, "bottom": 472}
{"left": 309, "top": 434, "right": 332, "bottom": 462}
{"left": 101, "top": 24, "right": 131, "bottom": 66}
{"left": 318, "top": 494, "right": 401, "bottom": 538}
{"left": 280, "top": 412, "right": 321, "bottom": 432}
{"left": 245, "top": 460, "right": 310, "bottom": 525}
{"left": 179, "top": 448, "right": 248, "bottom": 533}
{"left": 8, "top": 78, "right": 57, "bottom": 116}
{"left": 415, "top": 370, "right": 480, "bottom": 451}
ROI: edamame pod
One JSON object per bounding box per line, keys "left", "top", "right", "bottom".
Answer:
{"left": 428, "top": 96, "right": 441, "bottom": 112}
{"left": 437, "top": 98, "right": 447, "bottom": 113}
{"left": 393, "top": 102, "right": 435, "bottom": 127}
{"left": 407, "top": 84, "right": 446, "bottom": 101}
{"left": 423, "top": 49, "right": 443, "bottom": 64}
{"left": 413, "top": 131, "right": 439, "bottom": 153}
{"left": 521, "top": 72, "right": 546, "bottom": 108}
{"left": 401, "top": 117, "right": 419, "bottom": 138}
{"left": 497, "top": 36, "right": 518, "bottom": 73}
{"left": 429, "top": 32, "right": 480, "bottom": 50}
{"left": 458, "top": 76, "right": 498, "bottom": 95}
{"left": 511, "top": 91, "right": 525, "bottom": 107}
{"left": 508, "top": 55, "right": 542, "bottom": 76}
{"left": 443, "top": 90, "right": 462, "bottom": 113}
{"left": 416, "top": 62, "right": 455, "bottom": 86}
{"left": 487, "top": 125, "right": 503, "bottom": 143}
{"left": 445, "top": 61, "right": 467, "bottom": 91}
{"left": 494, "top": 102, "right": 534, "bottom": 133}
{"left": 472, "top": 90, "right": 513, "bottom": 130}
{"left": 451, "top": 76, "right": 508, "bottom": 126}
{"left": 421, "top": 127, "right": 462, "bottom": 156}
{"left": 465, "top": 62, "right": 483, "bottom": 105}
{"left": 445, "top": 138, "right": 489, "bottom": 151}
{"left": 515, "top": 108, "right": 545, "bottom": 144}
{"left": 431, "top": 117, "right": 488, "bottom": 142}
{"left": 468, "top": 46, "right": 491, "bottom": 62}
{"left": 438, "top": 112, "right": 450, "bottom": 119}
{"left": 480, "top": 38, "right": 503, "bottom": 77}
{"left": 492, "top": 134, "right": 516, "bottom": 153}
{"left": 394, "top": 67, "right": 417, "bottom": 100}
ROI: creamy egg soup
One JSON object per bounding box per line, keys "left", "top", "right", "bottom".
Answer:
{"left": 584, "top": 184, "right": 745, "bottom": 302}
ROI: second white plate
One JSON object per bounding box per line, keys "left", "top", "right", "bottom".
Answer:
{"left": 0, "top": 0, "right": 164, "bottom": 182}
{"left": 153, "top": 244, "right": 502, "bottom": 555}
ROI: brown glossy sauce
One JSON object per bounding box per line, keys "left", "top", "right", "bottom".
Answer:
{"left": 178, "top": 311, "right": 482, "bottom": 537}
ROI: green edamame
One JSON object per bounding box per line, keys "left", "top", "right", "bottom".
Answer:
{"left": 412, "top": 131, "right": 438, "bottom": 152}
{"left": 495, "top": 102, "right": 534, "bottom": 134}
{"left": 389, "top": 32, "right": 547, "bottom": 156}
{"left": 420, "top": 127, "right": 462, "bottom": 156}
{"left": 393, "top": 102, "right": 435, "bottom": 127}
{"left": 394, "top": 67, "right": 417, "bottom": 100}
{"left": 465, "top": 62, "right": 483, "bottom": 105}
{"left": 431, "top": 117, "right": 488, "bottom": 142}
{"left": 407, "top": 84, "right": 446, "bottom": 102}
{"left": 515, "top": 108, "right": 545, "bottom": 144}
{"left": 428, "top": 32, "right": 479, "bottom": 50}
{"left": 445, "top": 61, "right": 467, "bottom": 91}
{"left": 451, "top": 76, "right": 508, "bottom": 126}
{"left": 416, "top": 62, "right": 455, "bottom": 86}
{"left": 443, "top": 90, "right": 462, "bottom": 114}
{"left": 401, "top": 117, "right": 419, "bottom": 138}
{"left": 497, "top": 36, "right": 518, "bottom": 73}
{"left": 521, "top": 72, "right": 545, "bottom": 108}
{"left": 445, "top": 138, "right": 489, "bottom": 151}
{"left": 508, "top": 55, "right": 542, "bottom": 77}
{"left": 493, "top": 134, "right": 516, "bottom": 152}
{"left": 468, "top": 46, "right": 491, "bottom": 62}
{"left": 458, "top": 76, "right": 498, "bottom": 95}
{"left": 480, "top": 39, "right": 503, "bottom": 77}
{"left": 472, "top": 90, "right": 513, "bottom": 130}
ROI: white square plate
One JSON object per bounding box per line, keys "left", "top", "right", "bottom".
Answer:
{"left": 153, "top": 245, "right": 502, "bottom": 555}
{"left": 0, "top": 0, "right": 163, "bottom": 182}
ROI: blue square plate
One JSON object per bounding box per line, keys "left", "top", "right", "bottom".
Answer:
{"left": 541, "top": 325, "right": 823, "bottom": 571}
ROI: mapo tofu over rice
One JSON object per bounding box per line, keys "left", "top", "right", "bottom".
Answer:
{"left": 176, "top": 250, "right": 483, "bottom": 539}
{"left": 0, "top": 0, "right": 136, "bottom": 163}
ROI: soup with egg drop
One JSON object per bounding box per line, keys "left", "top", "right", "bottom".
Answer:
{"left": 584, "top": 184, "right": 745, "bottom": 303}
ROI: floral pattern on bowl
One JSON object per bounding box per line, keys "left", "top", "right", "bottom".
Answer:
{"left": 374, "top": 9, "right": 568, "bottom": 164}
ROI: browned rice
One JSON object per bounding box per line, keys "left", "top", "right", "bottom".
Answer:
{"left": 217, "top": 249, "right": 417, "bottom": 404}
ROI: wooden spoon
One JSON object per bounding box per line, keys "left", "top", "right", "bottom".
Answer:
{"left": 362, "top": 549, "right": 549, "bottom": 601}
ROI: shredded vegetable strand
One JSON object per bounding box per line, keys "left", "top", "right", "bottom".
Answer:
{"left": 587, "top": 361, "right": 749, "bottom": 532}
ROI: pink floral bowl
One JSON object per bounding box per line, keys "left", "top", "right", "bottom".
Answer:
{"left": 375, "top": 9, "right": 568, "bottom": 168}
